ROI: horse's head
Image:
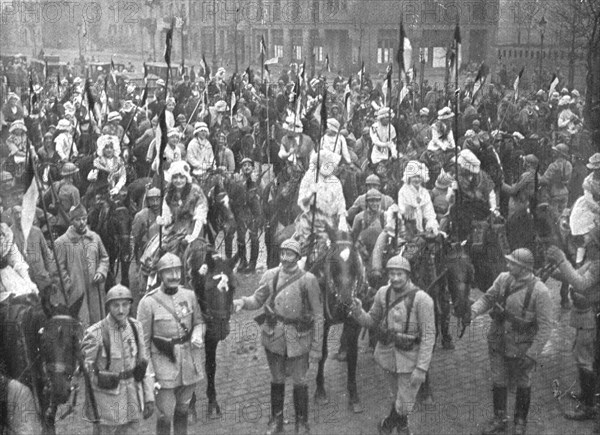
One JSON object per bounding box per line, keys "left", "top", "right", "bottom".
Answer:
{"left": 322, "top": 228, "right": 365, "bottom": 309}
{"left": 39, "top": 315, "right": 83, "bottom": 405}
{"left": 196, "top": 252, "right": 237, "bottom": 321}
{"left": 208, "top": 180, "right": 235, "bottom": 233}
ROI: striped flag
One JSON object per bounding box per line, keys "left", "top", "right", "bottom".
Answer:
{"left": 397, "top": 21, "right": 413, "bottom": 83}
{"left": 263, "top": 64, "right": 271, "bottom": 83}
{"left": 513, "top": 66, "right": 525, "bottom": 102}
{"left": 344, "top": 76, "right": 353, "bottom": 117}
{"left": 264, "top": 56, "right": 279, "bottom": 65}
{"left": 143, "top": 62, "right": 148, "bottom": 85}
{"left": 548, "top": 74, "right": 559, "bottom": 96}
{"left": 201, "top": 54, "right": 211, "bottom": 80}
{"left": 472, "top": 62, "right": 489, "bottom": 100}
{"left": 158, "top": 108, "right": 168, "bottom": 175}
{"left": 21, "top": 148, "right": 39, "bottom": 250}
{"left": 358, "top": 60, "right": 365, "bottom": 88}
{"left": 324, "top": 54, "right": 331, "bottom": 73}
{"left": 260, "top": 36, "right": 267, "bottom": 55}
{"left": 449, "top": 24, "right": 461, "bottom": 84}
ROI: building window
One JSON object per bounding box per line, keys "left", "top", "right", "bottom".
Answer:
{"left": 312, "top": 1, "right": 319, "bottom": 22}
{"left": 273, "top": 0, "right": 281, "bottom": 21}
{"left": 313, "top": 46, "right": 323, "bottom": 62}
{"left": 293, "top": 45, "right": 302, "bottom": 60}
{"left": 274, "top": 44, "right": 283, "bottom": 58}
{"left": 377, "top": 38, "right": 394, "bottom": 64}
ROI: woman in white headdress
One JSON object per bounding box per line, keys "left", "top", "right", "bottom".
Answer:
{"left": 87, "top": 134, "right": 127, "bottom": 196}
{"left": 293, "top": 149, "right": 348, "bottom": 259}
{"left": 388, "top": 160, "right": 439, "bottom": 235}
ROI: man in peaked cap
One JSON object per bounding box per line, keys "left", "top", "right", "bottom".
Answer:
{"left": 233, "top": 239, "right": 323, "bottom": 434}
{"left": 54, "top": 203, "right": 109, "bottom": 325}
{"left": 470, "top": 248, "right": 552, "bottom": 435}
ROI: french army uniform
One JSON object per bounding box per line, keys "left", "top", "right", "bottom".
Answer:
{"left": 137, "top": 253, "right": 205, "bottom": 435}
{"left": 234, "top": 239, "right": 324, "bottom": 434}
{"left": 81, "top": 286, "right": 154, "bottom": 434}
{"left": 346, "top": 174, "right": 395, "bottom": 224}
{"left": 547, "top": 223, "right": 600, "bottom": 421}
{"left": 471, "top": 249, "right": 553, "bottom": 435}
{"left": 352, "top": 255, "right": 435, "bottom": 435}
{"left": 501, "top": 154, "right": 538, "bottom": 217}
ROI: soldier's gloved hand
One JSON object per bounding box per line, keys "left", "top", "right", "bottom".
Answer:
{"left": 198, "top": 264, "right": 208, "bottom": 276}
{"left": 546, "top": 245, "right": 567, "bottom": 265}
{"left": 93, "top": 273, "right": 105, "bottom": 284}
{"left": 143, "top": 402, "right": 155, "bottom": 419}
{"left": 350, "top": 298, "right": 362, "bottom": 317}
{"left": 410, "top": 368, "right": 427, "bottom": 388}
{"left": 338, "top": 218, "right": 349, "bottom": 233}
{"left": 233, "top": 299, "right": 245, "bottom": 313}
{"left": 184, "top": 234, "right": 196, "bottom": 245}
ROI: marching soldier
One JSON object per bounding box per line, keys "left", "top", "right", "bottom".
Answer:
{"left": 81, "top": 285, "right": 155, "bottom": 434}
{"left": 546, "top": 223, "right": 600, "bottom": 422}
{"left": 137, "top": 253, "right": 206, "bottom": 435}
{"left": 471, "top": 248, "right": 553, "bottom": 435}
{"left": 350, "top": 255, "right": 436, "bottom": 435}
{"left": 232, "top": 239, "right": 324, "bottom": 434}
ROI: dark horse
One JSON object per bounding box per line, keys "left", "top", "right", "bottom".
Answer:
{"left": 188, "top": 251, "right": 238, "bottom": 420}
{"left": 202, "top": 172, "right": 237, "bottom": 249}
{"left": 310, "top": 227, "right": 368, "bottom": 413}
{"left": 88, "top": 197, "right": 132, "bottom": 289}
{"left": 262, "top": 164, "right": 303, "bottom": 268}
{"left": 0, "top": 294, "right": 83, "bottom": 434}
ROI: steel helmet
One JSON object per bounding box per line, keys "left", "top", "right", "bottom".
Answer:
{"left": 61, "top": 162, "right": 79, "bottom": 177}
{"left": 156, "top": 252, "right": 183, "bottom": 272}
{"left": 105, "top": 284, "right": 133, "bottom": 307}
{"left": 505, "top": 248, "right": 535, "bottom": 271}
{"left": 365, "top": 174, "right": 381, "bottom": 186}
{"left": 366, "top": 188, "right": 382, "bottom": 201}
{"left": 386, "top": 255, "right": 411, "bottom": 273}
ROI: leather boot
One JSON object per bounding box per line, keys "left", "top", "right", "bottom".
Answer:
{"left": 566, "top": 369, "right": 596, "bottom": 420}
{"left": 266, "top": 383, "right": 285, "bottom": 435}
{"left": 245, "top": 240, "right": 259, "bottom": 274}
{"left": 156, "top": 417, "right": 171, "bottom": 435}
{"left": 293, "top": 384, "right": 310, "bottom": 434}
{"left": 482, "top": 385, "right": 507, "bottom": 435}
{"left": 237, "top": 243, "right": 248, "bottom": 272}
{"left": 173, "top": 410, "right": 188, "bottom": 435}
{"left": 513, "top": 387, "right": 531, "bottom": 435}
{"left": 397, "top": 414, "right": 412, "bottom": 435}
{"left": 377, "top": 404, "right": 400, "bottom": 435}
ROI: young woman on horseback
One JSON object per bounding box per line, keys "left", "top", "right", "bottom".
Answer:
{"left": 390, "top": 160, "right": 439, "bottom": 236}
{"left": 155, "top": 160, "right": 209, "bottom": 286}
{"left": 294, "top": 149, "right": 349, "bottom": 266}
{"left": 87, "top": 135, "right": 127, "bottom": 197}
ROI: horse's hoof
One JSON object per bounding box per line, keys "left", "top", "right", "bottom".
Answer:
{"left": 314, "top": 390, "right": 329, "bottom": 405}
{"left": 208, "top": 401, "right": 222, "bottom": 419}
{"left": 348, "top": 400, "right": 364, "bottom": 414}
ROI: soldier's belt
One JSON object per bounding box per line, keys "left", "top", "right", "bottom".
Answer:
{"left": 275, "top": 314, "right": 314, "bottom": 332}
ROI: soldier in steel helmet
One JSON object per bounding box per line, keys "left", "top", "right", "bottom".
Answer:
{"left": 546, "top": 222, "right": 600, "bottom": 424}
{"left": 137, "top": 252, "right": 205, "bottom": 435}
{"left": 232, "top": 238, "right": 323, "bottom": 434}
{"left": 43, "top": 162, "right": 81, "bottom": 236}
{"left": 81, "top": 285, "right": 155, "bottom": 434}
{"left": 470, "top": 248, "right": 553, "bottom": 435}
{"left": 350, "top": 255, "right": 436, "bottom": 435}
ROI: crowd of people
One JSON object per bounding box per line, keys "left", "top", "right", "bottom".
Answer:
{"left": 0, "top": 54, "right": 599, "bottom": 435}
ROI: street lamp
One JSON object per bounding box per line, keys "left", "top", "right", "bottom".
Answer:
{"left": 538, "top": 16, "right": 547, "bottom": 89}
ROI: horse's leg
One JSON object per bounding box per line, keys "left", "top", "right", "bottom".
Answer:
{"left": 439, "top": 278, "right": 455, "bottom": 350}
{"left": 314, "top": 322, "right": 330, "bottom": 405}
{"left": 42, "top": 403, "right": 57, "bottom": 435}
{"left": 346, "top": 318, "right": 363, "bottom": 413}
{"left": 120, "top": 259, "right": 131, "bottom": 288}
{"left": 205, "top": 335, "right": 221, "bottom": 418}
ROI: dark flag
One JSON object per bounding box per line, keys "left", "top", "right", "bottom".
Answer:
{"left": 29, "top": 72, "right": 37, "bottom": 109}
{"left": 472, "top": 62, "right": 489, "bottom": 99}
{"left": 320, "top": 88, "right": 328, "bottom": 132}
{"left": 140, "top": 83, "right": 149, "bottom": 107}
{"left": 245, "top": 66, "right": 254, "bottom": 86}
{"left": 164, "top": 22, "right": 174, "bottom": 67}
{"left": 201, "top": 53, "right": 211, "bottom": 80}
{"left": 260, "top": 36, "right": 267, "bottom": 55}
{"left": 85, "top": 78, "right": 97, "bottom": 124}
{"left": 382, "top": 64, "right": 392, "bottom": 107}
{"left": 158, "top": 108, "right": 168, "bottom": 175}
{"left": 449, "top": 23, "right": 462, "bottom": 84}
{"left": 344, "top": 76, "right": 352, "bottom": 117}
{"left": 324, "top": 54, "right": 331, "bottom": 73}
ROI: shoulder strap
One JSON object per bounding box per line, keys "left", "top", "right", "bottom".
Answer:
{"left": 128, "top": 318, "right": 141, "bottom": 363}
{"left": 403, "top": 290, "right": 418, "bottom": 334}
{"left": 521, "top": 279, "right": 538, "bottom": 318}
{"left": 100, "top": 319, "right": 111, "bottom": 370}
